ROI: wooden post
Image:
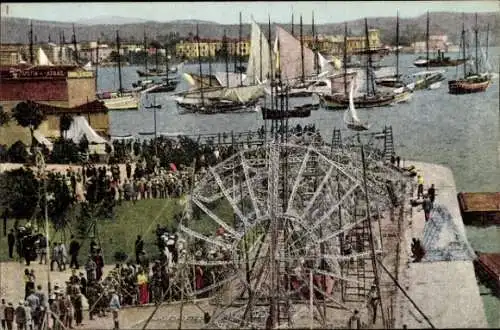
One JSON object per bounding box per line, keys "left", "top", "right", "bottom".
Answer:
{"left": 309, "top": 270, "right": 314, "bottom": 329}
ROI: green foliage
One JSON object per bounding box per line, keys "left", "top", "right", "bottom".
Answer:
{"left": 11, "top": 101, "right": 46, "bottom": 146}
{"left": 59, "top": 114, "right": 73, "bottom": 137}
{"left": 45, "top": 172, "right": 76, "bottom": 231}
{"left": 0, "top": 105, "right": 10, "bottom": 126}
{"left": 50, "top": 138, "right": 80, "bottom": 164}
{"left": 7, "top": 141, "right": 28, "bottom": 163}
{"left": 0, "top": 167, "right": 39, "bottom": 219}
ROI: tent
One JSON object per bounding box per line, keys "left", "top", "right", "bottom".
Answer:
{"left": 65, "top": 116, "right": 109, "bottom": 154}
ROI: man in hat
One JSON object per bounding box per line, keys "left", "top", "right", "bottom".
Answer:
{"left": 23, "top": 301, "right": 32, "bottom": 330}
{"left": 85, "top": 254, "right": 97, "bottom": 283}
{"left": 109, "top": 288, "right": 120, "bottom": 330}
{"left": 367, "top": 284, "right": 380, "bottom": 325}
{"left": 15, "top": 301, "right": 26, "bottom": 330}
{"left": 0, "top": 299, "right": 5, "bottom": 330}
{"left": 4, "top": 302, "right": 14, "bottom": 330}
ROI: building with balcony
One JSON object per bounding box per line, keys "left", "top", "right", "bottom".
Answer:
{"left": 0, "top": 65, "right": 109, "bottom": 146}
{"left": 176, "top": 37, "right": 250, "bottom": 59}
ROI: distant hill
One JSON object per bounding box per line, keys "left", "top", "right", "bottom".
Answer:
{"left": 76, "top": 16, "right": 151, "bottom": 25}
{"left": 1, "top": 12, "right": 498, "bottom": 47}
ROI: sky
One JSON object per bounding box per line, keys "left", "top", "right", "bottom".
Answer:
{"left": 1, "top": 1, "right": 498, "bottom": 24}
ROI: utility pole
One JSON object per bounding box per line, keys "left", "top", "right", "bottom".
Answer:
{"left": 145, "top": 95, "right": 161, "bottom": 157}
{"left": 29, "top": 20, "right": 34, "bottom": 64}
{"left": 72, "top": 24, "right": 79, "bottom": 64}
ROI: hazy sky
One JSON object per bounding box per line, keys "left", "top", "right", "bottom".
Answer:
{"left": 1, "top": 1, "right": 498, "bottom": 24}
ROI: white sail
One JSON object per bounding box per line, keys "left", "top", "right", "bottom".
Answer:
{"left": 275, "top": 26, "right": 315, "bottom": 82}
{"left": 348, "top": 81, "right": 360, "bottom": 123}
{"left": 37, "top": 47, "right": 53, "bottom": 66}
{"left": 318, "top": 52, "right": 335, "bottom": 72}
{"left": 246, "top": 19, "right": 272, "bottom": 85}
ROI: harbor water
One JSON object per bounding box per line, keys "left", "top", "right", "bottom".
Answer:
{"left": 100, "top": 50, "right": 499, "bottom": 326}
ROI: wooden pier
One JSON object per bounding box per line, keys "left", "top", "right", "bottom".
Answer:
{"left": 457, "top": 192, "right": 500, "bottom": 226}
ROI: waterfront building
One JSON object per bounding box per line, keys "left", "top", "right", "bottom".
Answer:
{"left": 0, "top": 64, "right": 109, "bottom": 146}
{"left": 301, "top": 29, "right": 381, "bottom": 56}
{"left": 175, "top": 37, "right": 250, "bottom": 59}
{"left": 411, "top": 35, "right": 455, "bottom": 53}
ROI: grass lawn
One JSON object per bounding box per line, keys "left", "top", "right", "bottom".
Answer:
{"left": 0, "top": 197, "right": 236, "bottom": 265}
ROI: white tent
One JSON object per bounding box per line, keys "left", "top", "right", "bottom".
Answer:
{"left": 66, "top": 116, "right": 109, "bottom": 154}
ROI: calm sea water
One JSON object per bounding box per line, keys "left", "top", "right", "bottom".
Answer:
{"left": 100, "top": 49, "right": 499, "bottom": 326}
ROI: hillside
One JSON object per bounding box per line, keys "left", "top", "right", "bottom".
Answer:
{"left": 1, "top": 12, "right": 498, "bottom": 46}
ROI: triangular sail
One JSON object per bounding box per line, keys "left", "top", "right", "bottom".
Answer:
{"left": 275, "top": 26, "right": 315, "bottom": 82}
{"left": 246, "top": 19, "right": 272, "bottom": 84}
{"left": 348, "top": 81, "right": 360, "bottom": 123}
{"left": 37, "top": 47, "right": 53, "bottom": 66}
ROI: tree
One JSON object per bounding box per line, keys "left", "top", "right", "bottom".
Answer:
{"left": 0, "top": 167, "right": 39, "bottom": 219}
{"left": 59, "top": 114, "right": 73, "bottom": 139}
{"left": 0, "top": 105, "right": 10, "bottom": 126}
{"left": 11, "top": 101, "right": 46, "bottom": 148}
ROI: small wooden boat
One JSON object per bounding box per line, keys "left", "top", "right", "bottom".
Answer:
{"left": 261, "top": 104, "right": 312, "bottom": 120}
{"left": 147, "top": 80, "right": 179, "bottom": 94}
{"left": 320, "top": 92, "right": 395, "bottom": 110}
{"left": 448, "top": 75, "right": 491, "bottom": 94}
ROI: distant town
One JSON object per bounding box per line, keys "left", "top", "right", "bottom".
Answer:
{"left": 0, "top": 28, "right": 461, "bottom": 66}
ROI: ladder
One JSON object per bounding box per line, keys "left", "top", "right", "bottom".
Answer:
{"left": 332, "top": 128, "right": 342, "bottom": 149}
{"left": 343, "top": 217, "right": 376, "bottom": 302}
{"left": 383, "top": 126, "right": 394, "bottom": 161}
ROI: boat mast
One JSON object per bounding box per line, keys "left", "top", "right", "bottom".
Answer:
{"left": 72, "top": 24, "right": 79, "bottom": 64}
{"left": 474, "top": 12, "right": 478, "bottom": 75}
{"left": 364, "top": 18, "right": 374, "bottom": 96}
{"left": 62, "top": 31, "right": 66, "bottom": 64}
{"left": 239, "top": 12, "right": 243, "bottom": 86}
{"left": 259, "top": 23, "right": 263, "bottom": 83}
{"left": 343, "top": 22, "right": 347, "bottom": 95}
{"left": 208, "top": 40, "right": 213, "bottom": 87}
{"left": 462, "top": 19, "right": 466, "bottom": 78}
{"left": 396, "top": 11, "right": 399, "bottom": 80}
{"left": 165, "top": 45, "right": 170, "bottom": 82}
{"left": 300, "top": 15, "right": 305, "bottom": 82}
{"left": 58, "top": 31, "right": 63, "bottom": 64}
{"left": 268, "top": 15, "right": 274, "bottom": 112}
{"left": 224, "top": 30, "right": 229, "bottom": 88}
{"left": 196, "top": 24, "right": 205, "bottom": 106}
{"left": 95, "top": 39, "right": 99, "bottom": 91}
{"left": 486, "top": 23, "right": 489, "bottom": 63}
{"left": 426, "top": 11, "right": 429, "bottom": 71}
{"left": 155, "top": 44, "right": 159, "bottom": 73}
{"left": 29, "top": 20, "right": 34, "bottom": 64}
{"left": 116, "top": 30, "right": 123, "bottom": 94}
{"left": 291, "top": 13, "right": 294, "bottom": 37}
{"left": 143, "top": 28, "right": 148, "bottom": 72}
{"left": 313, "top": 11, "right": 319, "bottom": 76}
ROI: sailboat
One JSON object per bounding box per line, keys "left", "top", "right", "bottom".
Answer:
{"left": 375, "top": 12, "right": 405, "bottom": 88}
{"left": 320, "top": 18, "right": 409, "bottom": 110}
{"left": 98, "top": 31, "right": 140, "bottom": 111}
{"left": 175, "top": 22, "right": 263, "bottom": 114}
{"left": 136, "top": 31, "right": 183, "bottom": 78}
{"left": 410, "top": 13, "right": 446, "bottom": 91}
{"left": 413, "top": 13, "right": 467, "bottom": 68}
{"left": 344, "top": 80, "right": 370, "bottom": 131}
{"left": 448, "top": 13, "right": 491, "bottom": 94}
{"left": 270, "top": 16, "right": 330, "bottom": 98}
